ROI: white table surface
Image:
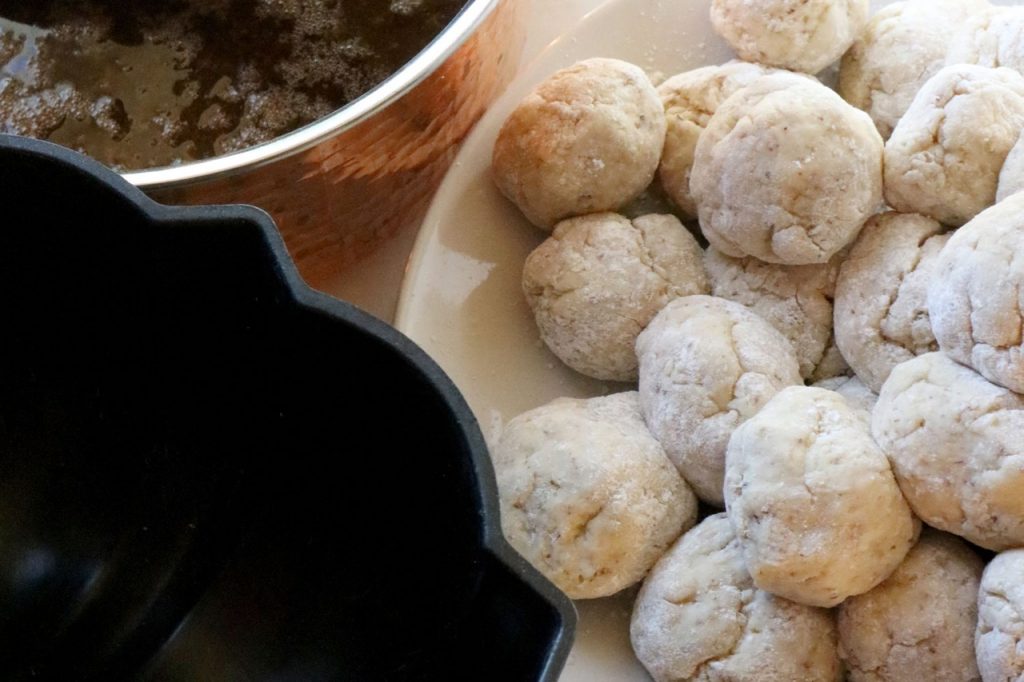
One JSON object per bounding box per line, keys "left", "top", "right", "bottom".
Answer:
{"left": 316, "top": 0, "right": 604, "bottom": 323}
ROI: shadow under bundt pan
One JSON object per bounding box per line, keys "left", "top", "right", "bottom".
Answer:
{"left": 0, "top": 135, "right": 574, "bottom": 680}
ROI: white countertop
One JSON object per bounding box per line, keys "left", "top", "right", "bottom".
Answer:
{"left": 316, "top": 0, "right": 605, "bottom": 323}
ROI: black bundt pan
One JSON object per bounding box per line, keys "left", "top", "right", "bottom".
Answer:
{"left": 0, "top": 135, "right": 575, "bottom": 681}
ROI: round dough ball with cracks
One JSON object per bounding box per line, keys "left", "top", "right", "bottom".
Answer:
{"left": 657, "top": 61, "right": 779, "bottom": 218}
{"left": 834, "top": 212, "right": 950, "bottom": 393}
{"left": 997, "top": 131, "right": 1024, "bottom": 202}
{"left": 839, "top": 0, "right": 990, "bottom": 139}
{"left": 872, "top": 352, "right": 1024, "bottom": 551}
{"left": 493, "top": 392, "right": 697, "bottom": 600}
{"left": 691, "top": 72, "right": 883, "bottom": 265}
{"left": 631, "top": 513, "right": 842, "bottom": 682}
{"left": 813, "top": 375, "right": 877, "bottom": 419}
{"left": 838, "top": 530, "right": 984, "bottom": 682}
{"left": 977, "top": 549, "right": 1024, "bottom": 682}
{"left": 709, "top": 0, "right": 869, "bottom": 74}
{"left": 523, "top": 212, "right": 707, "bottom": 382}
{"left": 704, "top": 247, "right": 844, "bottom": 381}
{"left": 947, "top": 5, "right": 1024, "bottom": 74}
{"left": 491, "top": 58, "right": 666, "bottom": 230}
{"left": 725, "top": 386, "right": 920, "bottom": 608}
{"left": 929, "top": 193, "right": 1024, "bottom": 394}
{"left": 636, "top": 295, "right": 802, "bottom": 507}
{"left": 884, "top": 64, "right": 1024, "bottom": 227}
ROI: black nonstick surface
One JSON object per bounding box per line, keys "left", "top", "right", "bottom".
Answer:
{"left": 0, "top": 135, "right": 574, "bottom": 681}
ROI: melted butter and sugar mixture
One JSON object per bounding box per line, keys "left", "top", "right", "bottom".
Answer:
{"left": 0, "top": 0, "right": 466, "bottom": 170}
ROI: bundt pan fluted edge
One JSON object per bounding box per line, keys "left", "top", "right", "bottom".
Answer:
{"left": 0, "top": 134, "right": 575, "bottom": 681}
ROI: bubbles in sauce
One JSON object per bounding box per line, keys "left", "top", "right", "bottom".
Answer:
{"left": 0, "top": 0, "right": 466, "bottom": 170}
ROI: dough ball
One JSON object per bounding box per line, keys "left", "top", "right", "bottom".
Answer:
{"left": 929, "top": 193, "right": 1024, "bottom": 394}
{"left": 493, "top": 392, "right": 697, "bottom": 599}
{"left": 523, "top": 212, "right": 708, "bottom": 382}
{"left": 947, "top": 6, "right": 1024, "bottom": 74}
{"left": 838, "top": 530, "right": 984, "bottom": 682}
{"left": 839, "top": 0, "right": 990, "bottom": 139}
{"left": 705, "top": 247, "right": 842, "bottom": 380}
{"left": 725, "top": 386, "right": 920, "bottom": 608}
{"left": 883, "top": 64, "right": 1024, "bottom": 227}
{"left": 813, "top": 375, "right": 877, "bottom": 418}
{"left": 977, "top": 549, "right": 1024, "bottom": 682}
{"left": 996, "top": 132, "right": 1024, "bottom": 202}
{"left": 872, "top": 352, "right": 1024, "bottom": 551}
{"left": 492, "top": 58, "right": 666, "bottom": 229}
{"left": 637, "top": 295, "right": 802, "bottom": 506}
{"left": 631, "top": 513, "right": 841, "bottom": 682}
{"left": 709, "top": 0, "right": 869, "bottom": 74}
{"left": 691, "top": 72, "right": 883, "bottom": 265}
{"left": 834, "top": 212, "right": 950, "bottom": 393}
{"left": 657, "top": 61, "right": 777, "bottom": 218}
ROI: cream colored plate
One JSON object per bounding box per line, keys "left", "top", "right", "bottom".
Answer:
{"left": 394, "top": 0, "right": 1006, "bottom": 679}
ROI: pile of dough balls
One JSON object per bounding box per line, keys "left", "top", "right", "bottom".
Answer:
{"left": 487, "top": 0, "right": 1024, "bottom": 679}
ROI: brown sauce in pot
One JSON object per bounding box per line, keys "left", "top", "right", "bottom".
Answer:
{"left": 0, "top": 0, "right": 467, "bottom": 170}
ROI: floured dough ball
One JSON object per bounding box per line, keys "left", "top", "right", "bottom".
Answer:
{"left": 637, "top": 295, "right": 802, "bottom": 506}
{"left": 657, "top": 61, "right": 777, "bottom": 218}
{"left": 813, "top": 375, "right": 877, "bottom": 418}
{"left": 691, "top": 72, "right": 883, "bottom": 265}
{"left": 997, "top": 132, "right": 1024, "bottom": 202}
{"left": 709, "top": 0, "right": 869, "bottom": 74}
{"left": 631, "top": 513, "right": 841, "bottom": 682}
{"left": 929, "top": 194, "right": 1024, "bottom": 393}
{"left": 839, "top": 0, "right": 990, "bottom": 139}
{"left": 523, "top": 213, "right": 707, "bottom": 382}
{"left": 872, "top": 352, "right": 1024, "bottom": 551}
{"left": 977, "top": 549, "right": 1024, "bottom": 682}
{"left": 705, "top": 247, "right": 842, "bottom": 380}
{"left": 838, "top": 530, "right": 984, "bottom": 682}
{"left": 834, "top": 212, "right": 949, "bottom": 393}
{"left": 725, "top": 386, "right": 919, "bottom": 608}
{"left": 947, "top": 6, "right": 1024, "bottom": 74}
{"left": 492, "top": 58, "right": 666, "bottom": 229}
{"left": 884, "top": 64, "right": 1024, "bottom": 227}
{"left": 493, "top": 392, "right": 697, "bottom": 599}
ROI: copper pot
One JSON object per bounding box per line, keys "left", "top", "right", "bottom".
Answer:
{"left": 125, "top": 0, "right": 526, "bottom": 290}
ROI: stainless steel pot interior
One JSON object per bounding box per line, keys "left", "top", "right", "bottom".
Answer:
{"left": 121, "top": 0, "right": 500, "bottom": 191}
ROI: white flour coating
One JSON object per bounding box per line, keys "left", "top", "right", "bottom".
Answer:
{"left": 705, "top": 247, "right": 843, "bottom": 380}
{"left": 493, "top": 392, "right": 697, "bottom": 599}
{"left": 947, "top": 5, "right": 1024, "bottom": 73}
{"left": 725, "top": 386, "right": 919, "bottom": 608}
{"left": 834, "top": 212, "right": 949, "bottom": 393}
{"left": 838, "top": 530, "right": 983, "bottom": 682}
{"left": 691, "top": 72, "right": 883, "bottom": 265}
{"left": 709, "top": 0, "right": 869, "bottom": 74}
{"left": 928, "top": 194, "right": 1024, "bottom": 393}
{"left": 812, "top": 375, "right": 877, "bottom": 419}
{"left": 839, "top": 0, "right": 989, "bottom": 139}
{"left": 997, "top": 132, "right": 1024, "bottom": 201}
{"left": 884, "top": 64, "right": 1024, "bottom": 226}
{"left": 631, "top": 514, "right": 841, "bottom": 682}
{"left": 636, "top": 295, "right": 802, "bottom": 506}
{"left": 977, "top": 549, "right": 1024, "bottom": 682}
{"left": 523, "top": 213, "right": 707, "bottom": 382}
{"left": 492, "top": 58, "right": 666, "bottom": 229}
{"left": 657, "top": 61, "right": 779, "bottom": 218}
{"left": 872, "top": 352, "right": 1024, "bottom": 551}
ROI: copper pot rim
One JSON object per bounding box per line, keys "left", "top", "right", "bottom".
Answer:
{"left": 121, "top": 0, "right": 500, "bottom": 192}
